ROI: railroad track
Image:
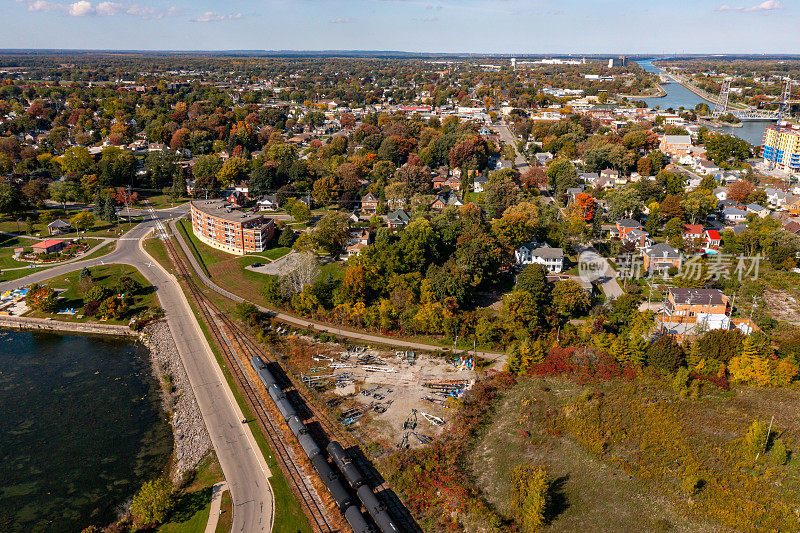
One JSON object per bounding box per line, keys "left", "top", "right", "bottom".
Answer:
{"left": 157, "top": 226, "right": 421, "bottom": 532}
{"left": 159, "top": 235, "right": 337, "bottom": 533}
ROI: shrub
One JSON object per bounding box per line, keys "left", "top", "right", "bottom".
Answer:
{"left": 743, "top": 420, "right": 769, "bottom": 460}
{"left": 115, "top": 276, "right": 141, "bottom": 297}
{"left": 770, "top": 439, "right": 789, "bottom": 465}
{"left": 83, "top": 285, "right": 109, "bottom": 305}
{"left": 646, "top": 336, "right": 685, "bottom": 373}
{"left": 511, "top": 465, "right": 549, "bottom": 532}
{"left": 681, "top": 474, "right": 703, "bottom": 497}
{"left": 130, "top": 477, "right": 173, "bottom": 529}
{"left": 27, "top": 283, "right": 58, "bottom": 313}
{"left": 83, "top": 299, "right": 101, "bottom": 317}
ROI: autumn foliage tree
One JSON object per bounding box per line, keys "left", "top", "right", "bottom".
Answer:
{"left": 727, "top": 180, "right": 755, "bottom": 204}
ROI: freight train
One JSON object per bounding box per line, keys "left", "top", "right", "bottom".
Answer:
{"left": 251, "top": 356, "right": 399, "bottom": 533}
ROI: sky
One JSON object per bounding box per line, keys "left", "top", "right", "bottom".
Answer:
{"left": 3, "top": 0, "right": 800, "bottom": 53}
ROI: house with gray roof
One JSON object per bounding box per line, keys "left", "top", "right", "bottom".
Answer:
{"left": 515, "top": 241, "right": 564, "bottom": 273}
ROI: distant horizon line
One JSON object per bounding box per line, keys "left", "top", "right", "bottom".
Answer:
{"left": 0, "top": 49, "right": 800, "bottom": 58}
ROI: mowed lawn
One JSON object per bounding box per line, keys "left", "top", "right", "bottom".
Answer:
{"left": 157, "top": 453, "right": 224, "bottom": 533}
{"left": 0, "top": 237, "right": 28, "bottom": 269}
{"left": 26, "top": 264, "right": 157, "bottom": 324}
{"left": 176, "top": 218, "right": 321, "bottom": 307}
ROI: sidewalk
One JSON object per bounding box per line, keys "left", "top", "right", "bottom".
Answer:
{"left": 204, "top": 482, "right": 228, "bottom": 533}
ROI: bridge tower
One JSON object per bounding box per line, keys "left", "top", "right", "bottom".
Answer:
{"left": 778, "top": 79, "right": 793, "bottom": 120}
{"left": 712, "top": 79, "right": 731, "bottom": 118}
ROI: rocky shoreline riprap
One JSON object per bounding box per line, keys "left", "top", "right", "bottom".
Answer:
{"left": 139, "top": 320, "right": 212, "bottom": 481}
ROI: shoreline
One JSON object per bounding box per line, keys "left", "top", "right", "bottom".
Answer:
{"left": 0, "top": 315, "right": 136, "bottom": 336}
{"left": 139, "top": 320, "right": 213, "bottom": 481}
{"left": 0, "top": 316, "right": 212, "bottom": 482}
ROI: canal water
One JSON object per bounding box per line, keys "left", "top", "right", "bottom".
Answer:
{"left": 0, "top": 330, "right": 172, "bottom": 532}
{"left": 636, "top": 59, "right": 774, "bottom": 146}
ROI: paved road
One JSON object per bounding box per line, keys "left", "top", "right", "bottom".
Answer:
{"left": 169, "top": 219, "right": 507, "bottom": 364}
{"left": 577, "top": 244, "right": 624, "bottom": 300}
{"left": 1, "top": 205, "right": 274, "bottom": 533}
{"left": 497, "top": 119, "right": 529, "bottom": 172}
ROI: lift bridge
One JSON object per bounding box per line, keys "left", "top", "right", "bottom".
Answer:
{"left": 712, "top": 78, "right": 796, "bottom": 120}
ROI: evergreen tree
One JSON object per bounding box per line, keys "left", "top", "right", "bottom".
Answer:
{"left": 92, "top": 190, "right": 104, "bottom": 218}
{"left": 102, "top": 195, "right": 117, "bottom": 222}
{"left": 506, "top": 343, "right": 522, "bottom": 374}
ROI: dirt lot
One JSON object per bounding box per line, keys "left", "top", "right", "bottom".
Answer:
{"left": 281, "top": 337, "right": 475, "bottom": 450}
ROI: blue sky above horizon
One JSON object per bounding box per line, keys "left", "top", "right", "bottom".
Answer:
{"left": 3, "top": 0, "right": 799, "bottom": 53}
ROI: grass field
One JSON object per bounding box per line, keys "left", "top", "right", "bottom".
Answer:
{"left": 139, "top": 194, "right": 187, "bottom": 209}
{"left": 0, "top": 215, "right": 139, "bottom": 238}
{"left": 26, "top": 264, "right": 157, "bottom": 324}
{"left": 157, "top": 453, "right": 224, "bottom": 533}
{"left": 0, "top": 237, "right": 27, "bottom": 269}
{"left": 468, "top": 375, "right": 800, "bottom": 532}
{"left": 215, "top": 490, "right": 233, "bottom": 533}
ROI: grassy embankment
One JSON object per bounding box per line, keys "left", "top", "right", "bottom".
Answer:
{"left": 469, "top": 375, "right": 800, "bottom": 532}
{"left": 157, "top": 453, "right": 224, "bottom": 533}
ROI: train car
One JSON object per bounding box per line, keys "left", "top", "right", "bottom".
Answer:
{"left": 298, "top": 432, "right": 321, "bottom": 458}
{"left": 257, "top": 367, "right": 278, "bottom": 389}
{"left": 251, "top": 355, "right": 266, "bottom": 370}
{"left": 311, "top": 454, "right": 353, "bottom": 510}
{"left": 357, "top": 486, "right": 400, "bottom": 533}
{"left": 326, "top": 441, "right": 365, "bottom": 488}
{"left": 268, "top": 385, "right": 297, "bottom": 420}
{"left": 287, "top": 414, "right": 306, "bottom": 437}
{"left": 344, "top": 505, "right": 373, "bottom": 533}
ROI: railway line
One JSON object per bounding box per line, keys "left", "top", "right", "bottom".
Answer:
{"left": 157, "top": 223, "right": 419, "bottom": 532}
{"left": 159, "top": 234, "right": 338, "bottom": 532}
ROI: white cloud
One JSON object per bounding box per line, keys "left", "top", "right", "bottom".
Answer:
{"left": 96, "top": 1, "right": 122, "bottom": 15}
{"left": 23, "top": 0, "right": 63, "bottom": 12}
{"left": 18, "top": 0, "right": 178, "bottom": 18}
{"left": 68, "top": 0, "right": 93, "bottom": 16}
{"left": 330, "top": 17, "right": 355, "bottom": 23}
{"left": 716, "top": 0, "right": 783, "bottom": 11}
{"left": 192, "top": 11, "right": 242, "bottom": 22}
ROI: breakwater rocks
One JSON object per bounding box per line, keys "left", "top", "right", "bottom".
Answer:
{"left": 0, "top": 315, "right": 136, "bottom": 336}
{"left": 139, "top": 321, "right": 212, "bottom": 480}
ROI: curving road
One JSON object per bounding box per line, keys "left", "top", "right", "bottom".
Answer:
{"left": 1, "top": 205, "right": 274, "bottom": 533}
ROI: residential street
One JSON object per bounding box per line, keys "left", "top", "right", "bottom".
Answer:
{"left": 497, "top": 119, "right": 529, "bottom": 172}
{"left": 1, "top": 205, "right": 274, "bottom": 533}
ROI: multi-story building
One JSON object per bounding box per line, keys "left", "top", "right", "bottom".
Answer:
{"left": 659, "top": 134, "right": 692, "bottom": 157}
{"left": 762, "top": 123, "right": 800, "bottom": 174}
{"left": 190, "top": 199, "right": 274, "bottom": 255}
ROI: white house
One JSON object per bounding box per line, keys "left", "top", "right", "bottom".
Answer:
{"left": 722, "top": 206, "right": 747, "bottom": 224}
{"left": 515, "top": 241, "right": 564, "bottom": 273}
{"left": 472, "top": 174, "right": 489, "bottom": 193}
{"left": 257, "top": 195, "right": 279, "bottom": 211}
{"left": 765, "top": 188, "right": 788, "bottom": 208}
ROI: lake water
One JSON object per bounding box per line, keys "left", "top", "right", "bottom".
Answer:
{"left": 636, "top": 59, "right": 774, "bottom": 146}
{"left": 0, "top": 330, "right": 172, "bottom": 532}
